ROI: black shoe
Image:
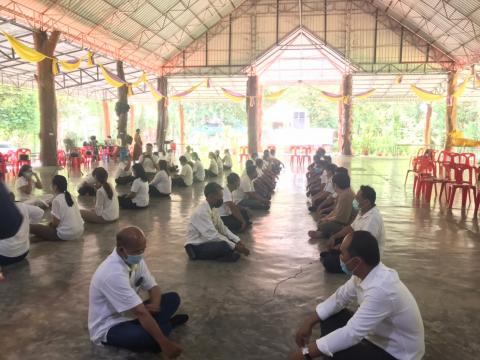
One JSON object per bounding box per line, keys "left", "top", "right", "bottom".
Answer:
{"left": 185, "top": 245, "right": 196, "bottom": 260}
{"left": 170, "top": 314, "right": 189, "bottom": 328}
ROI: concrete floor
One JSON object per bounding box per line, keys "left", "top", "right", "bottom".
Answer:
{"left": 0, "top": 157, "right": 479, "bottom": 360}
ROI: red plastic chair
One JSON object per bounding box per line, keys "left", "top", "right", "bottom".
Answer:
{"left": 239, "top": 146, "right": 249, "bottom": 163}
{"left": 473, "top": 167, "right": 480, "bottom": 217}
{"left": 413, "top": 157, "right": 436, "bottom": 199}
{"left": 446, "top": 163, "right": 476, "bottom": 209}
{"left": 300, "top": 146, "right": 312, "bottom": 166}
{"left": 57, "top": 150, "right": 67, "bottom": 167}
{"left": 15, "top": 148, "right": 31, "bottom": 173}
{"left": 81, "top": 146, "right": 94, "bottom": 167}
{"left": 289, "top": 146, "right": 300, "bottom": 167}
{"left": 69, "top": 147, "right": 83, "bottom": 170}
{"left": 0, "top": 153, "right": 7, "bottom": 180}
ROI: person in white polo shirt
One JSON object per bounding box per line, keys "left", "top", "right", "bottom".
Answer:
{"left": 320, "top": 185, "right": 385, "bottom": 273}
{"left": 88, "top": 226, "right": 188, "bottom": 357}
{"left": 185, "top": 182, "right": 250, "bottom": 262}
{"left": 172, "top": 156, "right": 193, "bottom": 187}
{"left": 138, "top": 143, "right": 159, "bottom": 181}
{"left": 222, "top": 149, "right": 233, "bottom": 170}
{"left": 218, "top": 173, "right": 251, "bottom": 232}
{"left": 234, "top": 165, "right": 270, "bottom": 210}
{"left": 290, "top": 231, "right": 424, "bottom": 360}
{"left": 205, "top": 152, "right": 219, "bottom": 178}
{"left": 149, "top": 160, "right": 172, "bottom": 197}
{"left": 191, "top": 152, "right": 205, "bottom": 182}
{"left": 118, "top": 164, "right": 150, "bottom": 209}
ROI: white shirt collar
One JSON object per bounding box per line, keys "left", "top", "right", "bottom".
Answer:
{"left": 359, "top": 262, "right": 384, "bottom": 289}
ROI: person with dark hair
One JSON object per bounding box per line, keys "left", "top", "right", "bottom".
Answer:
{"left": 309, "top": 172, "right": 354, "bottom": 239}
{"left": 183, "top": 145, "right": 193, "bottom": 162}
{"left": 114, "top": 155, "right": 135, "bottom": 185}
{"left": 307, "top": 164, "right": 337, "bottom": 212}
{"left": 81, "top": 167, "right": 119, "bottom": 223}
{"left": 191, "top": 152, "right": 205, "bottom": 182}
{"left": 0, "top": 182, "right": 23, "bottom": 240}
{"left": 149, "top": 160, "right": 171, "bottom": 197}
{"left": 234, "top": 165, "right": 270, "bottom": 210}
{"left": 139, "top": 143, "right": 159, "bottom": 181}
{"left": 172, "top": 156, "right": 193, "bottom": 187}
{"left": 320, "top": 186, "right": 386, "bottom": 273}
{"left": 214, "top": 150, "right": 224, "bottom": 175}
{"left": 222, "top": 149, "right": 232, "bottom": 170}
{"left": 30, "top": 175, "right": 84, "bottom": 241}
{"left": 118, "top": 164, "right": 149, "bottom": 209}
{"left": 268, "top": 148, "right": 284, "bottom": 174}
{"left": 14, "top": 165, "right": 52, "bottom": 209}
{"left": 89, "top": 226, "right": 187, "bottom": 356}
{"left": 314, "top": 166, "right": 351, "bottom": 216}
{"left": 218, "top": 173, "right": 251, "bottom": 232}
{"left": 78, "top": 167, "right": 100, "bottom": 196}
{"left": 185, "top": 182, "right": 250, "bottom": 262}
{"left": 290, "top": 231, "right": 424, "bottom": 360}
{"left": 133, "top": 128, "right": 143, "bottom": 161}
{"left": 205, "top": 152, "right": 219, "bottom": 178}
{"left": 253, "top": 158, "right": 276, "bottom": 198}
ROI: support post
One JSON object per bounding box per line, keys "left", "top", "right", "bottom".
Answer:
{"left": 424, "top": 103, "right": 432, "bottom": 147}
{"left": 445, "top": 70, "right": 457, "bottom": 150}
{"left": 102, "top": 100, "right": 111, "bottom": 137}
{"left": 341, "top": 73, "right": 353, "bottom": 155}
{"left": 156, "top": 77, "right": 169, "bottom": 151}
{"left": 246, "top": 75, "right": 262, "bottom": 155}
{"left": 337, "top": 85, "right": 344, "bottom": 152}
{"left": 115, "top": 61, "right": 129, "bottom": 147}
{"left": 178, "top": 103, "right": 185, "bottom": 154}
{"left": 129, "top": 105, "right": 135, "bottom": 137}
{"left": 33, "top": 29, "right": 61, "bottom": 166}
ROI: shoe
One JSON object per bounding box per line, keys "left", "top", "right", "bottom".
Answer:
{"left": 170, "top": 314, "right": 189, "bottom": 328}
{"left": 184, "top": 245, "right": 196, "bottom": 260}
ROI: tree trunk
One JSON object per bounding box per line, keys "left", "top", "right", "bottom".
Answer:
{"left": 129, "top": 105, "right": 135, "bottom": 137}
{"left": 341, "top": 73, "right": 353, "bottom": 155}
{"left": 445, "top": 70, "right": 457, "bottom": 150}
{"left": 116, "top": 61, "right": 128, "bottom": 147}
{"left": 424, "top": 103, "right": 432, "bottom": 147}
{"left": 246, "top": 75, "right": 262, "bottom": 155}
{"left": 102, "top": 100, "right": 111, "bottom": 137}
{"left": 156, "top": 77, "right": 168, "bottom": 151}
{"left": 33, "top": 30, "right": 61, "bottom": 166}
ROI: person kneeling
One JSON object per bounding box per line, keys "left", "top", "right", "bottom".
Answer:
{"left": 118, "top": 164, "right": 149, "bottom": 209}
{"left": 289, "top": 231, "right": 424, "bottom": 360}
{"left": 185, "top": 182, "right": 250, "bottom": 262}
{"left": 88, "top": 227, "right": 187, "bottom": 357}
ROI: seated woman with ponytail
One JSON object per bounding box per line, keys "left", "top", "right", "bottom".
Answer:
{"left": 80, "top": 167, "right": 119, "bottom": 223}
{"left": 118, "top": 163, "right": 149, "bottom": 209}
{"left": 30, "top": 175, "right": 84, "bottom": 241}
{"left": 149, "top": 160, "right": 172, "bottom": 197}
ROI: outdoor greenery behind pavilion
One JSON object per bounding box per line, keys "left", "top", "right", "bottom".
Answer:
{"left": 1, "top": 83, "right": 479, "bottom": 156}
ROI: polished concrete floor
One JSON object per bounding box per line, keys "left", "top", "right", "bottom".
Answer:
{"left": 0, "top": 157, "right": 479, "bottom": 360}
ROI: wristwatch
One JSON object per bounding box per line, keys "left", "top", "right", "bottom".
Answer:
{"left": 302, "top": 346, "right": 312, "bottom": 360}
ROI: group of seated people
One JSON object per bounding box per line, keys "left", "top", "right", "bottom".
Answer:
{"left": 0, "top": 145, "right": 425, "bottom": 360}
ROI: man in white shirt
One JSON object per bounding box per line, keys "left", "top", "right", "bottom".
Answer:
{"left": 138, "top": 143, "right": 159, "bottom": 181}
{"left": 191, "top": 152, "right": 205, "bottom": 182}
{"left": 218, "top": 173, "right": 251, "bottom": 232}
{"left": 185, "top": 182, "right": 250, "bottom": 262}
{"left": 172, "top": 156, "right": 193, "bottom": 187}
{"left": 223, "top": 149, "right": 232, "bottom": 170}
{"left": 88, "top": 226, "right": 187, "bottom": 357}
{"left": 320, "top": 185, "right": 385, "bottom": 273}
{"left": 115, "top": 156, "right": 135, "bottom": 185}
{"left": 290, "top": 231, "right": 424, "bottom": 360}
{"left": 234, "top": 165, "right": 270, "bottom": 210}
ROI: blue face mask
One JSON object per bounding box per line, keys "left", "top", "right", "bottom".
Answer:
{"left": 340, "top": 258, "right": 357, "bottom": 276}
{"left": 352, "top": 199, "right": 360, "bottom": 211}
{"left": 125, "top": 254, "right": 144, "bottom": 266}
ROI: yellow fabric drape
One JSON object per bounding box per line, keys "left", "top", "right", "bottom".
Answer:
{"left": 52, "top": 59, "right": 59, "bottom": 76}
{"left": 132, "top": 72, "right": 147, "bottom": 87}
{"left": 264, "top": 88, "right": 287, "bottom": 101}
{"left": 170, "top": 82, "right": 203, "bottom": 101}
{"left": 452, "top": 76, "right": 471, "bottom": 98}
{"left": 59, "top": 58, "right": 82, "bottom": 72}
{"left": 319, "top": 91, "right": 343, "bottom": 102}
{"left": 221, "top": 88, "right": 245, "bottom": 103}
{"left": 87, "top": 51, "right": 95, "bottom": 67}
{"left": 410, "top": 85, "right": 444, "bottom": 102}
{"left": 2, "top": 31, "right": 48, "bottom": 63}
{"left": 354, "top": 89, "right": 376, "bottom": 100}
{"left": 100, "top": 64, "right": 126, "bottom": 88}
{"left": 446, "top": 129, "right": 480, "bottom": 148}
{"left": 146, "top": 80, "right": 166, "bottom": 101}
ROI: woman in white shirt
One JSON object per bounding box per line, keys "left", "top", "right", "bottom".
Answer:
{"left": 118, "top": 163, "right": 149, "bottom": 209}
{"left": 222, "top": 149, "right": 233, "bottom": 170}
{"left": 114, "top": 156, "right": 135, "bottom": 185}
{"left": 205, "top": 152, "right": 219, "bottom": 178}
{"left": 191, "top": 152, "right": 205, "bottom": 182}
{"left": 30, "top": 175, "right": 84, "bottom": 241}
{"left": 14, "top": 165, "right": 53, "bottom": 209}
{"left": 81, "top": 167, "right": 119, "bottom": 223}
{"left": 149, "top": 160, "right": 171, "bottom": 197}
{"left": 215, "top": 150, "right": 224, "bottom": 175}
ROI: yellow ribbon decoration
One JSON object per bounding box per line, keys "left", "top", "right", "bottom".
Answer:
{"left": 52, "top": 59, "right": 59, "bottom": 76}
{"left": 2, "top": 31, "right": 49, "bottom": 63}
{"left": 446, "top": 129, "right": 480, "bottom": 148}
{"left": 452, "top": 76, "right": 471, "bottom": 98}
{"left": 59, "top": 58, "right": 82, "bottom": 72}
{"left": 100, "top": 64, "right": 126, "bottom": 88}
{"left": 87, "top": 51, "right": 95, "bottom": 67}
{"left": 170, "top": 82, "right": 203, "bottom": 101}
{"left": 146, "top": 80, "right": 165, "bottom": 101}
{"left": 410, "top": 85, "right": 444, "bottom": 102}
{"left": 264, "top": 88, "right": 287, "bottom": 101}
{"left": 354, "top": 89, "right": 376, "bottom": 100}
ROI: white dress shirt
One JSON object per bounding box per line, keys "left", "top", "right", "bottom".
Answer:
{"left": 88, "top": 249, "right": 157, "bottom": 344}
{"left": 130, "top": 178, "right": 149, "bottom": 207}
{"left": 315, "top": 263, "right": 425, "bottom": 360}
{"left": 218, "top": 187, "right": 234, "bottom": 217}
{"left": 216, "top": 158, "right": 224, "bottom": 173}
{"left": 139, "top": 154, "right": 159, "bottom": 173}
{"left": 223, "top": 154, "right": 232, "bottom": 167}
{"left": 95, "top": 186, "right": 119, "bottom": 221}
{"left": 149, "top": 170, "right": 172, "bottom": 194}
{"left": 180, "top": 164, "right": 193, "bottom": 186}
{"left": 233, "top": 173, "right": 255, "bottom": 204}
{"left": 351, "top": 206, "right": 386, "bottom": 254}
{"left": 193, "top": 160, "right": 205, "bottom": 181}
{"left": 208, "top": 159, "right": 219, "bottom": 175}
{"left": 186, "top": 201, "right": 240, "bottom": 249}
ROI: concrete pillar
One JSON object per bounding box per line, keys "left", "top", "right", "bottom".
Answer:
{"left": 156, "top": 77, "right": 168, "bottom": 151}
{"left": 178, "top": 103, "right": 185, "bottom": 154}
{"left": 246, "top": 75, "right": 262, "bottom": 155}
{"left": 341, "top": 73, "right": 353, "bottom": 155}
{"left": 129, "top": 105, "right": 135, "bottom": 137}
{"left": 102, "top": 100, "right": 111, "bottom": 137}
{"left": 115, "top": 61, "right": 129, "bottom": 147}
{"left": 424, "top": 103, "right": 432, "bottom": 147}
{"left": 445, "top": 70, "right": 457, "bottom": 150}
{"left": 337, "top": 94, "right": 344, "bottom": 152}
{"left": 33, "top": 30, "right": 61, "bottom": 166}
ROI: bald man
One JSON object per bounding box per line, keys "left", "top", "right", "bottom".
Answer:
{"left": 88, "top": 226, "right": 188, "bottom": 358}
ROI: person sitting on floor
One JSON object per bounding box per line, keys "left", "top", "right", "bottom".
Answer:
{"left": 118, "top": 164, "right": 149, "bottom": 210}
{"left": 185, "top": 182, "right": 250, "bottom": 262}
{"left": 14, "top": 165, "right": 53, "bottom": 209}
{"left": 139, "top": 143, "right": 159, "bottom": 181}
{"left": 268, "top": 149, "right": 284, "bottom": 174}
{"left": 0, "top": 192, "right": 43, "bottom": 273}
{"left": 308, "top": 172, "right": 355, "bottom": 239}
{"left": 172, "top": 156, "right": 193, "bottom": 187}
{"left": 80, "top": 167, "right": 119, "bottom": 224}
{"left": 183, "top": 145, "right": 193, "bottom": 162}
{"left": 215, "top": 150, "right": 224, "bottom": 175}
{"left": 218, "top": 173, "right": 251, "bottom": 233}
{"left": 88, "top": 226, "right": 187, "bottom": 357}
{"left": 30, "top": 175, "right": 84, "bottom": 241}
{"left": 289, "top": 231, "right": 424, "bottom": 360}
{"left": 114, "top": 155, "right": 135, "bottom": 185}
{"left": 166, "top": 149, "right": 177, "bottom": 173}
{"left": 191, "top": 152, "right": 205, "bottom": 182}
{"left": 320, "top": 185, "right": 386, "bottom": 273}
{"left": 223, "top": 149, "right": 232, "bottom": 170}
{"left": 234, "top": 165, "right": 270, "bottom": 210}
{"left": 78, "top": 168, "right": 99, "bottom": 196}
{"left": 308, "top": 164, "right": 337, "bottom": 212}
{"left": 254, "top": 158, "right": 276, "bottom": 197}
{"left": 149, "top": 160, "right": 172, "bottom": 197}
{"left": 205, "top": 152, "right": 219, "bottom": 178}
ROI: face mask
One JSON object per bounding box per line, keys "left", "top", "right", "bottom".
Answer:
{"left": 213, "top": 199, "right": 223, "bottom": 208}
{"left": 125, "top": 254, "right": 143, "bottom": 266}
{"left": 352, "top": 199, "right": 360, "bottom": 211}
{"left": 340, "top": 258, "right": 358, "bottom": 276}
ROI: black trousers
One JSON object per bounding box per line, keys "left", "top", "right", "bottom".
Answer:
{"left": 0, "top": 251, "right": 28, "bottom": 267}
{"left": 118, "top": 195, "right": 148, "bottom": 209}
{"left": 321, "top": 309, "right": 397, "bottom": 360}
{"left": 221, "top": 209, "right": 250, "bottom": 232}
{"left": 171, "top": 177, "right": 187, "bottom": 187}
{"left": 78, "top": 184, "right": 95, "bottom": 196}
{"left": 320, "top": 249, "right": 343, "bottom": 273}
{"left": 205, "top": 170, "right": 218, "bottom": 178}
{"left": 148, "top": 185, "right": 170, "bottom": 197}
{"left": 185, "top": 242, "right": 239, "bottom": 262}
{"left": 115, "top": 176, "right": 135, "bottom": 185}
